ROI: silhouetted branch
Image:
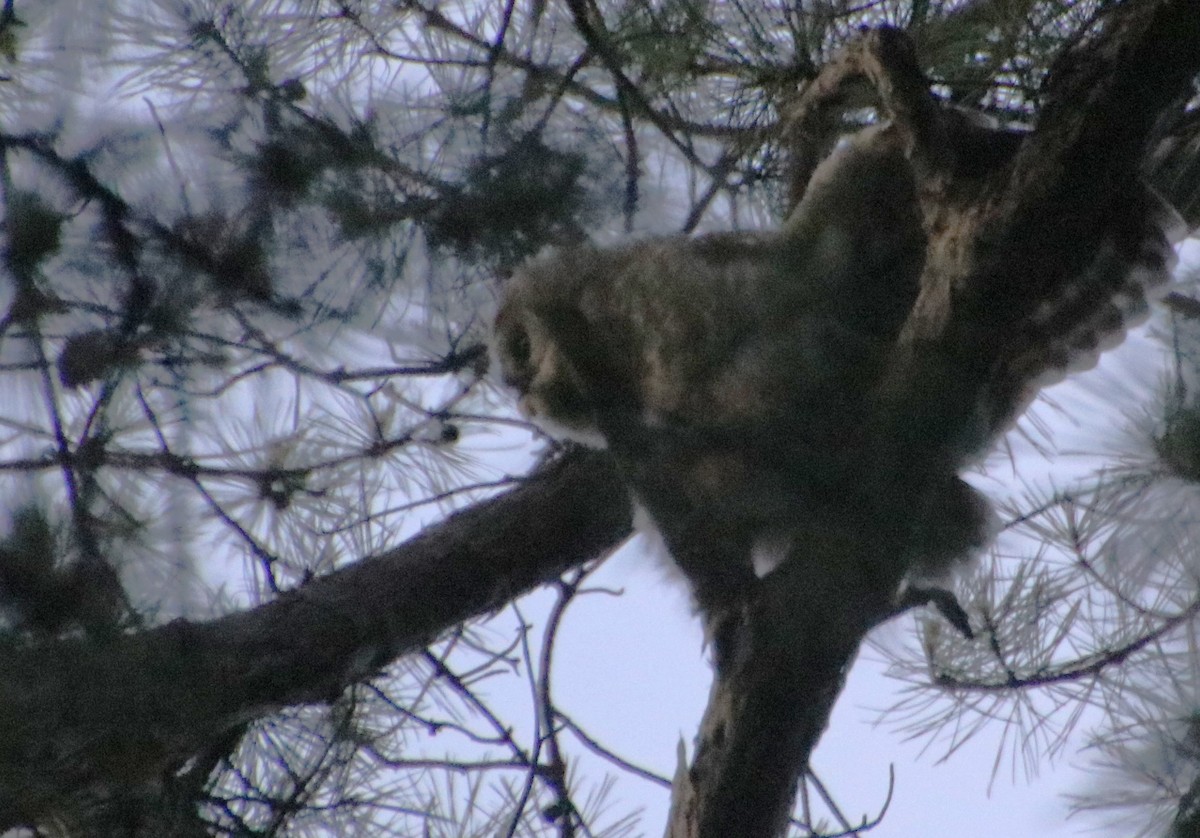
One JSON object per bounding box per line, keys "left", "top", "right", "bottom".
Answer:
{"left": 0, "top": 448, "right": 631, "bottom": 830}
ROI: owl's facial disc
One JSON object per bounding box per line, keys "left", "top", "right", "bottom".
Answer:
{"left": 493, "top": 300, "right": 603, "bottom": 445}
{"left": 493, "top": 302, "right": 533, "bottom": 390}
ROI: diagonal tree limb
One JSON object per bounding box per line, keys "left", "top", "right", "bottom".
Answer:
{"left": 0, "top": 448, "right": 631, "bottom": 830}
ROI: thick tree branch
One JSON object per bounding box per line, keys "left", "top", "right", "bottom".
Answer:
{"left": 0, "top": 448, "right": 631, "bottom": 829}
{"left": 667, "top": 513, "right": 901, "bottom": 838}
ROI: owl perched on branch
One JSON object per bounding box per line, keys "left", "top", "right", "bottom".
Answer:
{"left": 493, "top": 117, "right": 1183, "bottom": 647}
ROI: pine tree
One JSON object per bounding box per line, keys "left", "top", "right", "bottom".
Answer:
{"left": 0, "top": 1, "right": 1198, "bottom": 835}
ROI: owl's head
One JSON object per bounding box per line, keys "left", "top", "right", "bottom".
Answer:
{"left": 492, "top": 269, "right": 607, "bottom": 447}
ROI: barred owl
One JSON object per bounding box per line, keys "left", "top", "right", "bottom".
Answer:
{"left": 493, "top": 120, "right": 1182, "bottom": 635}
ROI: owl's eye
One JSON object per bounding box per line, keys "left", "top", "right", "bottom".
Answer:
{"left": 507, "top": 328, "right": 532, "bottom": 368}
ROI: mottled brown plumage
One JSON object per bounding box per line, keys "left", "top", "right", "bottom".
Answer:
{"left": 493, "top": 119, "right": 1180, "bottom": 639}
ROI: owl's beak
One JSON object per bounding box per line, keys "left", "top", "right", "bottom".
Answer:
{"left": 516, "top": 394, "right": 539, "bottom": 419}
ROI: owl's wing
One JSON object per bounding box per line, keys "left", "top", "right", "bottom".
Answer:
{"left": 986, "top": 187, "right": 1186, "bottom": 440}
{"left": 859, "top": 107, "right": 1188, "bottom": 465}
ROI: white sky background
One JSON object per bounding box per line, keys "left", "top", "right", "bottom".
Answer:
{"left": 4, "top": 3, "right": 1199, "bottom": 836}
